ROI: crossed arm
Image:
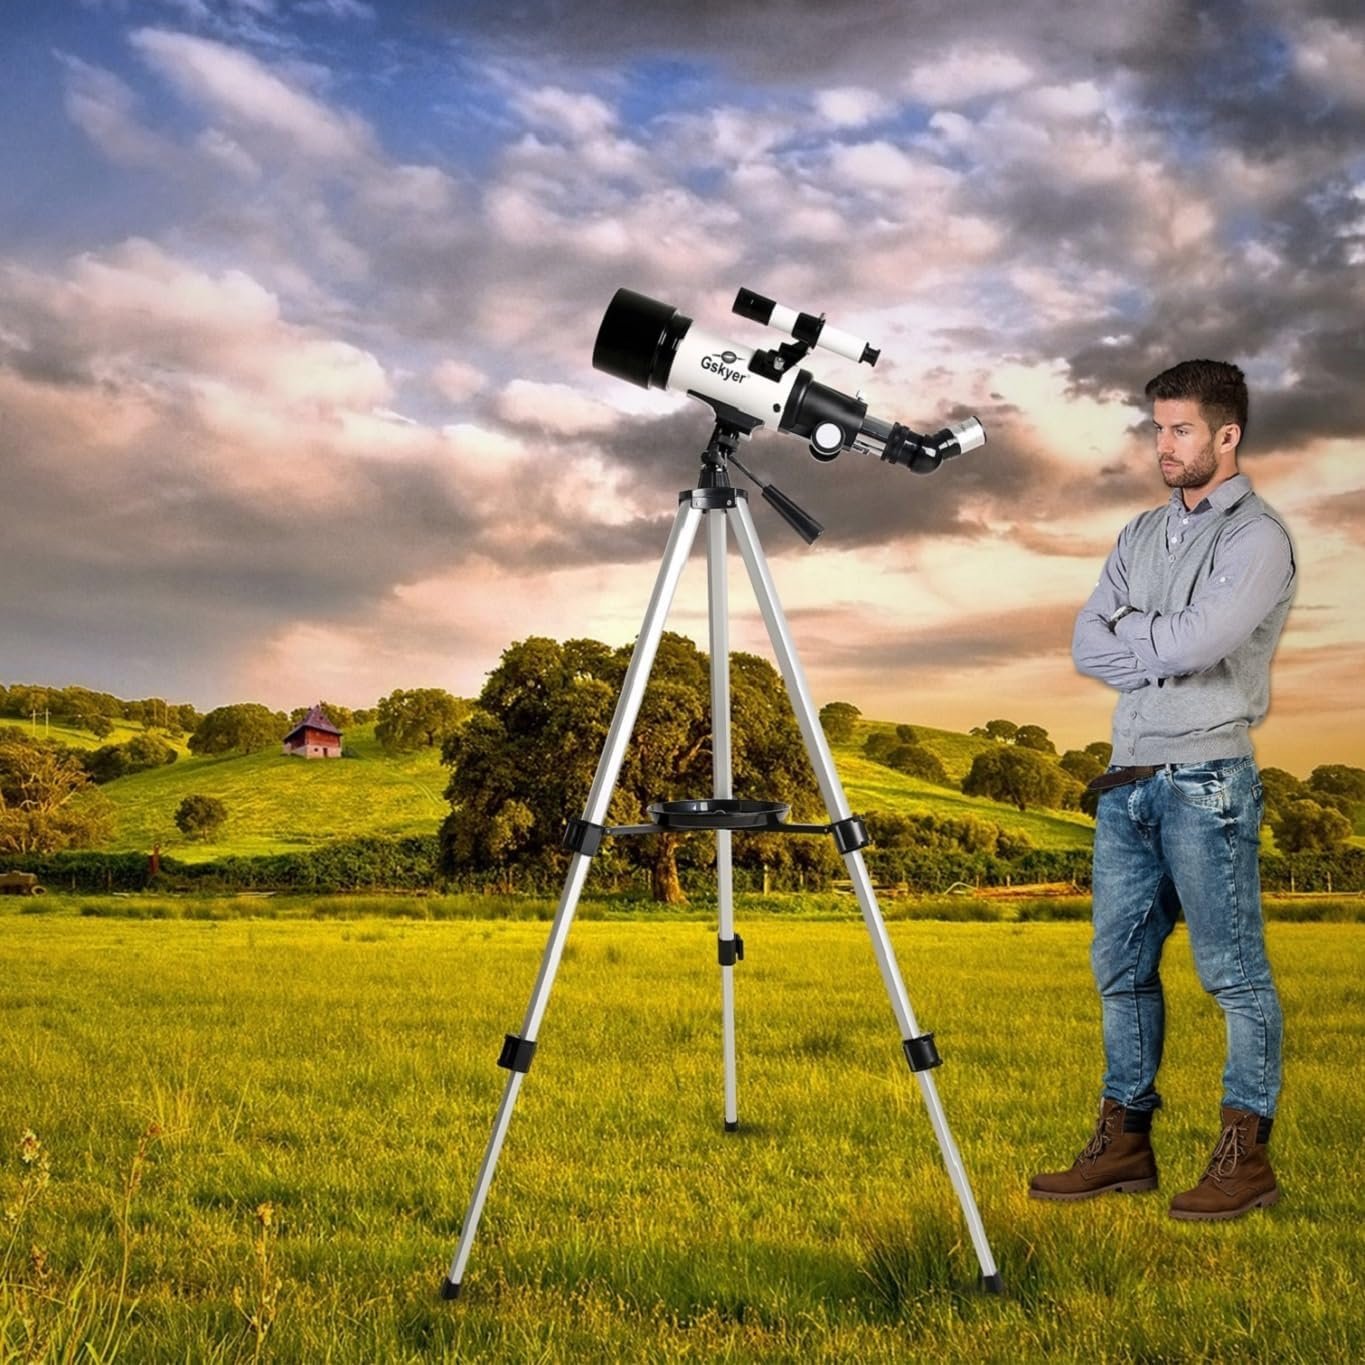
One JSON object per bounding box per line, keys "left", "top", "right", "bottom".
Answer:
{"left": 1072, "top": 518, "right": 1295, "bottom": 693}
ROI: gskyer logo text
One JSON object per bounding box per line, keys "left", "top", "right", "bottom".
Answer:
{"left": 701, "top": 351, "right": 748, "bottom": 384}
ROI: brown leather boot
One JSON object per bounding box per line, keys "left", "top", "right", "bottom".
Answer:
{"left": 1029, "top": 1098, "right": 1159, "bottom": 1201}
{"left": 1169, "top": 1107, "right": 1280, "bottom": 1221}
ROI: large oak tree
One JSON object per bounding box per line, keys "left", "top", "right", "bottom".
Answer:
{"left": 441, "top": 634, "right": 827, "bottom": 903}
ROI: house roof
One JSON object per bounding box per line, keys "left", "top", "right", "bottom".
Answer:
{"left": 283, "top": 703, "right": 342, "bottom": 743}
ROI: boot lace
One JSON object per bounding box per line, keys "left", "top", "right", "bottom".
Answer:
{"left": 1204, "top": 1121, "right": 1248, "bottom": 1184}
{"left": 1077, "top": 1111, "right": 1117, "bottom": 1166}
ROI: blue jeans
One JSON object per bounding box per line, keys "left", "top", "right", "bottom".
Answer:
{"left": 1091, "top": 757, "right": 1282, "bottom": 1118}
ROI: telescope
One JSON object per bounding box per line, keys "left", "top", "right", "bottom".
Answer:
{"left": 593, "top": 286, "right": 985, "bottom": 473}
{"left": 443, "top": 283, "right": 1006, "bottom": 1303}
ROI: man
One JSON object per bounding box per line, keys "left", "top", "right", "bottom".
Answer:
{"left": 1031, "top": 359, "right": 1295, "bottom": 1220}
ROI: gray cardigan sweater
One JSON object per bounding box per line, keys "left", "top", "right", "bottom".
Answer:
{"left": 1073, "top": 474, "right": 1296, "bottom": 766}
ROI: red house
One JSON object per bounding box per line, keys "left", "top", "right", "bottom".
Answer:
{"left": 282, "top": 703, "right": 343, "bottom": 759}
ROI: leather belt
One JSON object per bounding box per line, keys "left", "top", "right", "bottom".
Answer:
{"left": 1086, "top": 765, "right": 1164, "bottom": 793}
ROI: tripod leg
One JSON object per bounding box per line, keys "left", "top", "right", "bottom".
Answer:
{"left": 729, "top": 500, "right": 1002, "bottom": 1292}
{"left": 443, "top": 502, "right": 704, "bottom": 1300}
{"left": 707, "top": 510, "right": 739, "bottom": 1131}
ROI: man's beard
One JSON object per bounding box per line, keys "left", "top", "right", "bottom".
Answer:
{"left": 1160, "top": 442, "right": 1219, "bottom": 488}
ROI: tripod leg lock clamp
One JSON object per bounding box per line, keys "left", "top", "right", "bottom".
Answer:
{"left": 717, "top": 933, "right": 745, "bottom": 966}
{"left": 903, "top": 1032, "right": 943, "bottom": 1072}
{"left": 562, "top": 818, "right": 606, "bottom": 856}
{"left": 829, "top": 817, "right": 870, "bottom": 853}
{"left": 497, "top": 1034, "right": 538, "bottom": 1073}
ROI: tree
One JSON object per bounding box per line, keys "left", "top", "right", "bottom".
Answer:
{"left": 87, "top": 714, "right": 115, "bottom": 739}
{"left": 1306, "top": 764, "right": 1365, "bottom": 818}
{"left": 188, "top": 703, "right": 287, "bottom": 756}
{"left": 84, "top": 733, "right": 176, "bottom": 785}
{"left": 0, "top": 731, "right": 114, "bottom": 854}
{"left": 818, "top": 701, "right": 861, "bottom": 743}
{"left": 375, "top": 688, "right": 470, "bottom": 752}
{"left": 171, "top": 703, "right": 202, "bottom": 734}
{"left": 1085, "top": 741, "right": 1113, "bottom": 765}
{"left": 441, "top": 635, "right": 823, "bottom": 904}
{"left": 962, "top": 746, "right": 1079, "bottom": 812}
{"left": 1014, "top": 723, "right": 1056, "bottom": 755}
{"left": 983, "top": 719, "right": 1019, "bottom": 743}
{"left": 863, "top": 731, "right": 896, "bottom": 761}
{"left": 886, "top": 743, "right": 950, "bottom": 785}
{"left": 120, "top": 733, "right": 174, "bottom": 771}
{"left": 1271, "top": 799, "right": 1350, "bottom": 853}
{"left": 86, "top": 745, "right": 131, "bottom": 784}
{"left": 1259, "top": 767, "right": 1306, "bottom": 827}
{"left": 175, "top": 794, "right": 228, "bottom": 840}
{"left": 895, "top": 723, "right": 917, "bottom": 744}
{"left": 1060, "top": 748, "right": 1106, "bottom": 785}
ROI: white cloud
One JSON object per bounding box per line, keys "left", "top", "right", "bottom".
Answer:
{"left": 58, "top": 54, "right": 177, "bottom": 167}
{"left": 131, "top": 27, "right": 372, "bottom": 161}
{"left": 813, "top": 87, "right": 893, "bottom": 128}
{"left": 906, "top": 47, "right": 1033, "bottom": 107}
{"left": 1294, "top": 19, "right": 1365, "bottom": 109}
{"left": 828, "top": 140, "right": 960, "bottom": 195}
{"left": 495, "top": 379, "right": 619, "bottom": 436}
{"left": 1020, "top": 80, "right": 1107, "bottom": 121}
{"left": 3, "top": 238, "right": 389, "bottom": 410}
{"left": 431, "top": 359, "right": 488, "bottom": 403}
{"left": 194, "top": 127, "right": 261, "bottom": 179}
{"left": 513, "top": 85, "right": 617, "bottom": 140}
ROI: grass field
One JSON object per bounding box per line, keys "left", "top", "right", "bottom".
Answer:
{"left": 100, "top": 727, "right": 448, "bottom": 860}
{"left": 0, "top": 717, "right": 174, "bottom": 753}
{"left": 2, "top": 903, "right": 1360, "bottom": 1362}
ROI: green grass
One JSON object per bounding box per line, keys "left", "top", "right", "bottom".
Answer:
{"left": 85, "top": 713, "right": 1098, "bottom": 864}
{"left": 2, "top": 907, "right": 1360, "bottom": 1361}
{"left": 101, "top": 725, "right": 447, "bottom": 860}
{"left": 0, "top": 716, "right": 173, "bottom": 752}
{"left": 849, "top": 717, "right": 1001, "bottom": 785}
{"left": 832, "top": 721, "right": 1095, "bottom": 851}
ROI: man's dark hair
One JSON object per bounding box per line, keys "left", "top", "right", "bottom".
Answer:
{"left": 1145, "top": 359, "right": 1248, "bottom": 439}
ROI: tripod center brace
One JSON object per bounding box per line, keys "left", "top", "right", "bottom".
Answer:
{"left": 442, "top": 426, "right": 1003, "bottom": 1299}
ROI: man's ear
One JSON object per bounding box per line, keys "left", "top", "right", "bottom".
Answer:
{"left": 1220, "top": 422, "right": 1242, "bottom": 455}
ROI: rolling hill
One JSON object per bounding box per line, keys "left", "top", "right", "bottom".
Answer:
{"left": 100, "top": 725, "right": 448, "bottom": 859}
{"left": 22, "top": 704, "right": 1361, "bottom": 861}
{"left": 86, "top": 715, "right": 1097, "bottom": 862}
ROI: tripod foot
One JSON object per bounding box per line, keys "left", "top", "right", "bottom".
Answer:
{"left": 979, "top": 1271, "right": 1004, "bottom": 1295}
{"left": 724, "top": 1119, "right": 739, "bottom": 1133}
{"left": 440, "top": 1278, "right": 462, "bottom": 1301}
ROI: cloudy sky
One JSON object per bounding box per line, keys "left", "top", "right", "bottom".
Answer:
{"left": 2, "top": 0, "right": 1362, "bottom": 773}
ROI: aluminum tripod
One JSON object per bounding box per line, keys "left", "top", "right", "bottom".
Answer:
{"left": 442, "top": 443, "right": 1002, "bottom": 1299}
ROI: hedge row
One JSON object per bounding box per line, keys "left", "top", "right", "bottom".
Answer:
{"left": 0, "top": 836, "right": 442, "bottom": 894}
{"left": 5, "top": 839, "right": 1364, "bottom": 894}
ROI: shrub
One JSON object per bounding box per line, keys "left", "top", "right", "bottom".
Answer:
{"left": 885, "top": 743, "right": 949, "bottom": 785}
{"left": 175, "top": 794, "right": 228, "bottom": 840}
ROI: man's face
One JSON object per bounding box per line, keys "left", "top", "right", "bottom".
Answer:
{"left": 1152, "top": 397, "right": 1222, "bottom": 489}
